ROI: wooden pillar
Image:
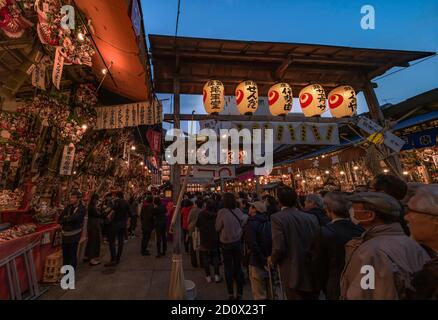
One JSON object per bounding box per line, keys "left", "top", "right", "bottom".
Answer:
{"left": 363, "top": 81, "right": 402, "bottom": 176}
{"left": 171, "top": 75, "right": 183, "bottom": 254}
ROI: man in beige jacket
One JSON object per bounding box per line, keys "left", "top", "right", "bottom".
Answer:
{"left": 340, "top": 192, "right": 430, "bottom": 300}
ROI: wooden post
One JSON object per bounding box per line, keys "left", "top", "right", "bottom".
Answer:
{"left": 363, "top": 81, "right": 403, "bottom": 176}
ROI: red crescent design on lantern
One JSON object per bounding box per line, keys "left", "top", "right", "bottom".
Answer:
{"left": 329, "top": 94, "right": 343, "bottom": 109}
{"left": 203, "top": 90, "right": 207, "bottom": 103}
{"left": 268, "top": 90, "right": 279, "bottom": 106}
{"left": 236, "top": 89, "right": 244, "bottom": 105}
{"left": 300, "top": 93, "right": 313, "bottom": 108}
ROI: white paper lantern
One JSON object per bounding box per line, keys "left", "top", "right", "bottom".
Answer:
{"left": 203, "top": 80, "right": 225, "bottom": 114}
{"left": 299, "top": 84, "right": 326, "bottom": 117}
{"left": 235, "top": 80, "right": 258, "bottom": 115}
{"left": 268, "top": 83, "right": 293, "bottom": 116}
{"left": 328, "top": 85, "right": 357, "bottom": 118}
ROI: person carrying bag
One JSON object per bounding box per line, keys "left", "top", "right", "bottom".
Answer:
{"left": 215, "top": 193, "right": 248, "bottom": 300}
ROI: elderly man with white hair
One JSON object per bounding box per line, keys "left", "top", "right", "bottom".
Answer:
{"left": 304, "top": 194, "right": 330, "bottom": 226}
{"left": 405, "top": 184, "right": 438, "bottom": 299}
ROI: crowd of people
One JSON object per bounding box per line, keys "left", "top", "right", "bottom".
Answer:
{"left": 57, "top": 174, "right": 438, "bottom": 300}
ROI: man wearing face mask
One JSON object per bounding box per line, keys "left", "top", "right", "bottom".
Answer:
{"left": 340, "top": 192, "right": 430, "bottom": 300}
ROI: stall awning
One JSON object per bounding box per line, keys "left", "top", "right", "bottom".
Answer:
{"left": 76, "top": 0, "right": 152, "bottom": 101}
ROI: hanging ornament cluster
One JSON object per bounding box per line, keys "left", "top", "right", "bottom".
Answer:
{"left": 203, "top": 80, "right": 357, "bottom": 118}
{"left": 0, "top": 0, "right": 33, "bottom": 38}
{"left": 268, "top": 83, "right": 293, "bottom": 116}
{"left": 203, "top": 80, "right": 225, "bottom": 114}
{"left": 328, "top": 85, "right": 358, "bottom": 118}
{"left": 74, "top": 84, "right": 98, "bottom": 127}
{"left": 299, "top": 84, "right": 327, "bottom": 117}
{"left": 35, "top": 0, "right": 95, "bottom": 65}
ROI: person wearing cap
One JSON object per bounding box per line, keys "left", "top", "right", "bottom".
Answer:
{"left": 404, "top": 185, "right": 438, "bottom": 299}
{"left": 340, "top": 192, "right": 430, "bottom": 300}
{"left": 58, "top": 189, "right": 87, "bottom": 270}
{"left": 243, "top": 201, "right": 272, "bottom": 300}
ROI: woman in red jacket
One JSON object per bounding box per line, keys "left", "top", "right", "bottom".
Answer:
{"left": 181, "top": 199, "right": 194, "bottom": 253}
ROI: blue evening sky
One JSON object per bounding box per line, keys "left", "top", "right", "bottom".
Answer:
{"left": 141, "top": 0, "right": 438, "bottom": 132}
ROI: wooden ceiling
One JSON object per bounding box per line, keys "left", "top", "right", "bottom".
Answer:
{"left": 149, "top": 34, "right": 435, "bottom": 96}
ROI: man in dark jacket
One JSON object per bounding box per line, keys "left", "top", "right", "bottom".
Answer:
{"left": 197, "top": 199, "right": 220, "bottom": 283}
{"left": 105, "top": 191, "right": 131, "bottom": 266}
{"left": 153, "top": 196, "right": 167, "bottom": 258}
{"left": 140, "top": 196, "right": 154, "bottom": 256}
{"left": 405, "top": 185, "right": 438, "bottom": 299}
{"left": 268, "top": 187, "right": 320, "bottom": 300}
{"left": 244, "top": 201, "right": 272, "bottom": 300}
{"left": 311, "top": 192, "right": 364, "bottom": 300}
{"left": 304, "top": 194, "right": 330, "bottom": 226}
{"left": 59, "top": 190, "right": 86, "bottom": 270}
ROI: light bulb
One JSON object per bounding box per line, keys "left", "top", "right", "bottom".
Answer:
{"left": 296, "top": 174, "right": 300, "bottom": 177}
{"left": 140, "top": 162, "right": 144, "bottom": 166}
{"left": 131, "top": 146, "right": 136, "bottom": 150}
{"left": 316, "top": 176, "right": 321, "bottom": 180}
{"left": 102, "top": 68, "right": 108, "bottom": 75}
{"left": 77, "top": 32, "right": 85, "bottom": 41}
{"left": 340, "top": 171, "right": 345, "bottom": 175}
{"left": 403, "top": 171, "right": 409, "bottom": 175}
{"left": 353, "top": 166, "right": 359, "bottom": 170}
{"left": 383, "top": 169, "right": 389, "bottom": 173}
{"left": 81, "top": 124, "right": 87, "bottom": 130}
{"left": 302, "top": 180, "right": 306, "bottom": 183}
{"left": 325, "top": 170, "right": 330, "bottom": 174}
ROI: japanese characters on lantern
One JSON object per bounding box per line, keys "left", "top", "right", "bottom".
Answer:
{"left": 299, "top": 84, "right": 326, "bottom": 117}
{"left": 268, "top": 83, "right": 293, "bottom": 116}
{"left": 328, "top": 86, "right": 357, "bottom": 118}
{"left": 235, "top": 80, "right": 258, "bottom": 115}
{"left": 203, "top": 80, "right": 225, "bottom": 114}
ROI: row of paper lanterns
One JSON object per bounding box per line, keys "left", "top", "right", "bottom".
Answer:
{"left": 202, "top": 80, "right": 358, "bottom": 118}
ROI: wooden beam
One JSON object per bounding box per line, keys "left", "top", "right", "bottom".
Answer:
{"left": 275, "top": 56, "right": 293, "bottom": 80}
{"left": 158, "top": 75, "right": 363, "bottom": 88}
{"left": 163, "top": 113, "right": 354, "bottom": 124}
{"left": 153, "top": 48, "right": 384, "bottom": 67}
{"left": 363, "top": 80, "right": 384, "bottom": 123}
{"left": 0, "top": 38, "right": 31, "bottom": 51}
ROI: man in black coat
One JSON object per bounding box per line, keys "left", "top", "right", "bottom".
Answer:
{"left": 304, "top": 194, "right": 330, "bottom": 226}
{"left": 244, "top": 201, "right": 272, "bottom": 300}
{"left": 105, "top": 191, "right": 131, "bottom": 266}
{"left": 140, "top": 196, "right": 154, "bottom": 256}
{"left": 311, "top": 192, "right": 364, "bottom": 300}
{"left": 59, "top": 190, "right": 86, "bottom": 270}
{"left": 268, "top": 187, "right": 320, "bottom": 300}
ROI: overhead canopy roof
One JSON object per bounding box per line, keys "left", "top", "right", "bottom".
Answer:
{"left": 382, "top": 88, "right": 438, "bottom": 120}
{"left": 75, "top": 0, "right": 152, "bottom": 101}
{"left": 149, "top": 34, "right": 435, "bottom": 96}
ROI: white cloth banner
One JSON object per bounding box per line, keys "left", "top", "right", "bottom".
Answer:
{"left": 52, "top": 48, "right": 64, "bottom": 90}
{"left": 95, "top": 101, "right": 162, "bottom": 130}
{"left": 59, "top": 143, "right": 75, "bottom": 176}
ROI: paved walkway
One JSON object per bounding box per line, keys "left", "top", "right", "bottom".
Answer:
{"left": 39, "top": 233, "right": 252, "bottom": 300}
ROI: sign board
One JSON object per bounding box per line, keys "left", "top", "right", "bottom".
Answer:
{"left": 193, "top": 166, "right": 236, "bottom": 180}
{"left": 357, "top": 116, "right": 406, "bottom": 152}
{"left": 95, "top": 101, "right": 162, "bottom": 130}
{"left": 200, "top": 120, "right": 340, "bottom": 145}
{"left": 131, "top": 0, "right": 142, "bottom": 38}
